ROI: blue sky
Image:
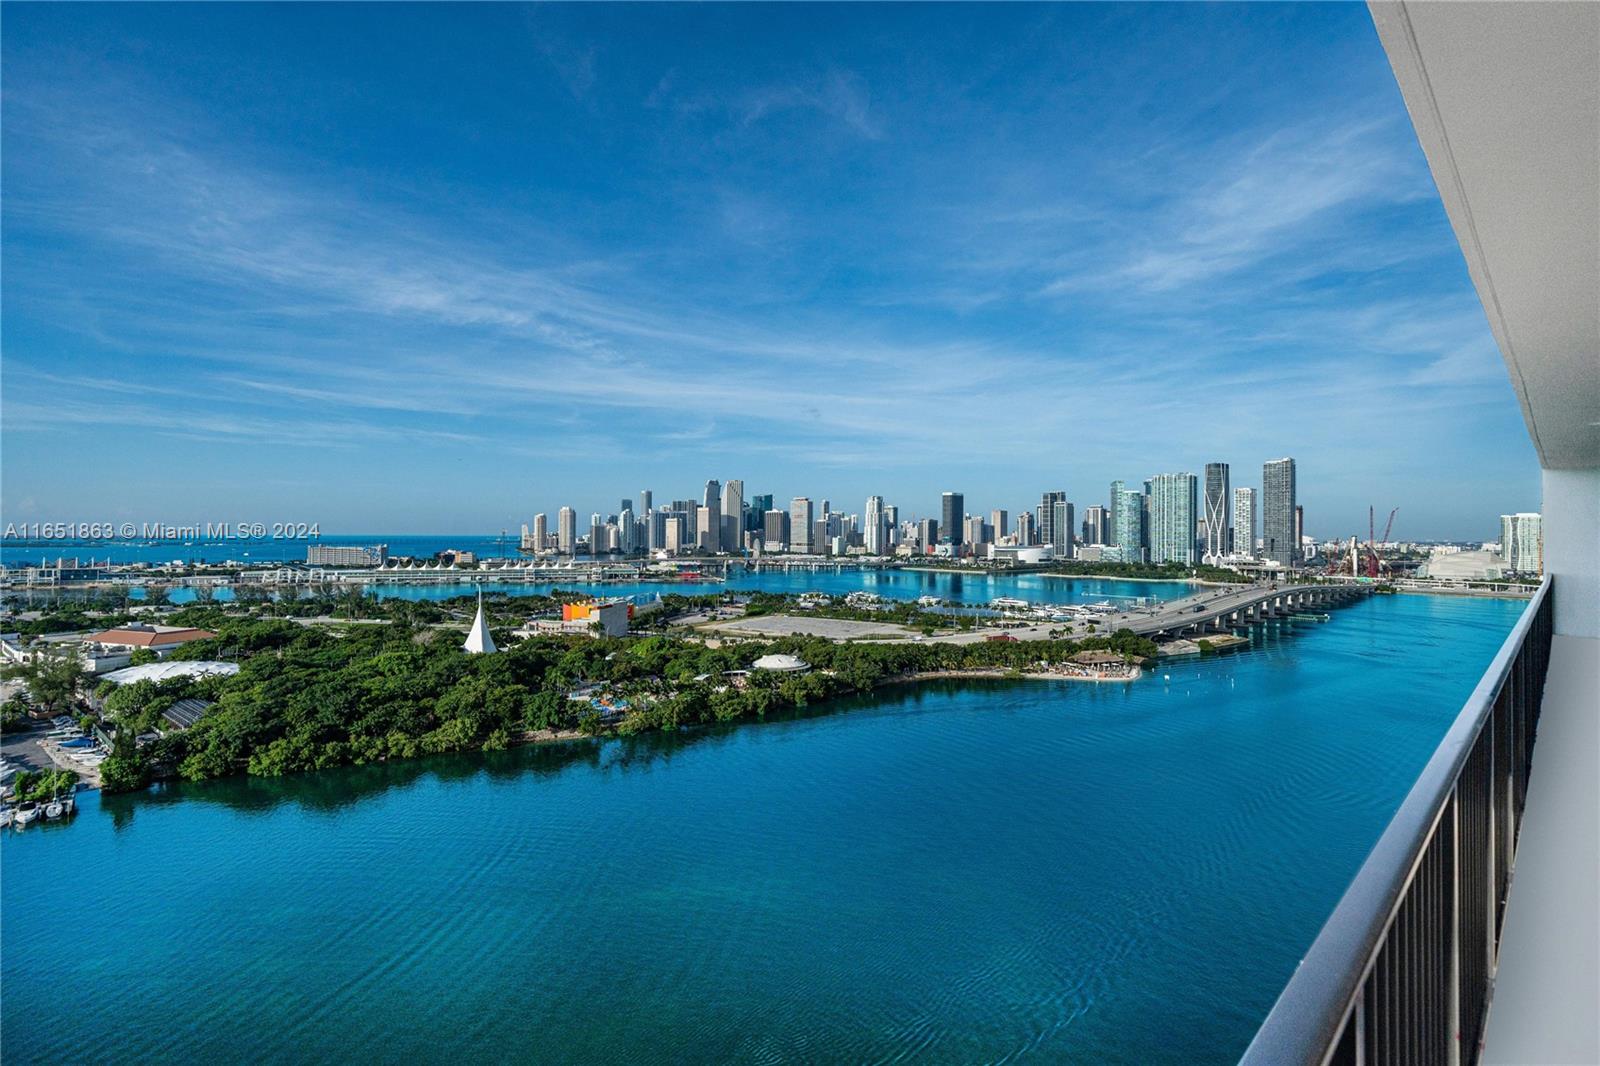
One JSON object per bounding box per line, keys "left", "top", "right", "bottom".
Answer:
{"left": 1, "top": 3, "right": 1539, "bottom": 539}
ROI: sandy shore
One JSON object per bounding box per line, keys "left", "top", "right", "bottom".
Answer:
{"left": 513, "top": 726, "right": 588, "bottom": 746}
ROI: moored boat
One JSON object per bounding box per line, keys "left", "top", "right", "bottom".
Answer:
{"left": 15, "top": 802, "right": 41, "bottom": 826}
{"left": 44, "top": 799, "right": 64, "bottom": 819}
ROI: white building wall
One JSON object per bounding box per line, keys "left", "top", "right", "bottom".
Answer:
{"left": 1543, "top": 469, "right": 1599, "bottom": 638}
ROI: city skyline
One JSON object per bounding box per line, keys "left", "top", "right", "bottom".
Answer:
{"left": 501, "top": 450, "right": 1519, "bottom": 559}
{"left": 1, "top": 4, "right": 1541, "bottom": 539}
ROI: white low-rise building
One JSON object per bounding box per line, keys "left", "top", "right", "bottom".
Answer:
{"left": 100, "top": 661, "right": 240, "bottom": 685}
{"left": 751, "top": 653, "right": 809, "bottom": 673}
{"left": 990, "top": 544, "right": 1054, "bottom": 565}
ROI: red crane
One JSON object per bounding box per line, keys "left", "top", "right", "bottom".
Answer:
{"left": 1365, "top": 507, "right": 1398, "bottom": 578}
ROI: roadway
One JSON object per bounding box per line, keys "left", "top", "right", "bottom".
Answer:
{"left": 1090, "top": 583, "right": 1370, "bottom": 639}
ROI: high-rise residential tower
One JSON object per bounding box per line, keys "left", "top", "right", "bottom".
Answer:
{"left": 865, "top": 496, "right": 887, "bottom": 555}
{"left": 1203, "top": 463, "right": 1231, "bottom": 559}
{"left": 1081, "top": 505, "right": 1109, "bottom": 546}
{"left": 531, "top": 513, "right": 548, "bottom": 553}
{"left": 1500, "top": 513, "right": 1543, "bottom": 573}
{"left": 1149, "top": 473, "right": 1198, "bottom": 565}
{"left": 557, "top": 506, "right": 577, "bottom": 555}
{"left": 989, "top": 510, "right": 1008, "bottom": 541}
{"left": 1232, "top": 487, "right": 1256, "bottom": 558}
{"left": 1015, "top": 510, "right": 1035, "bottom": 546}
{"left": 618, "top": 507, "right": 635, "bottom": 554}
{"left": 1039, "top": 491, "right": 1065, "bottom": 551}
{"left": 1107, "top": 481, "right": 1126, "bottom": 547}
{"left": 1050, "top": 499, "right": 1074, "bottom": 559}
{"left": 1113, "top": 488, "right": 1147, "bottom": 562}
{"left": 639, "top": 490, "right": 653, "bottom": 516}
{"left": 1262, "top": 458, "right": 1298, "bottom": 566}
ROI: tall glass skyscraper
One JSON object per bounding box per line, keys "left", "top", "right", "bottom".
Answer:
{"left": 1203, "top": 463, "right": 1230, "bottom": 559}
{"left": 746, "top": 493, "right": 773, "bottom": 534}
{"left": 1050, "top": 499, "right": 1074, "bottom": 559}
{"left": 941, "top": 492, "right": 965, "bottom": 546}
{"left": 1149, "top": 473, "right": 1198, "bottom": 565}
{"left": 1262, "top": 458, "right": 1297, "bottom": 566}
{"left": 701, "top": 480, "right": 721, "bottom": 553}
{"left": 1107, "top": 481, "right": 1126, "bottom": 547}
{"left": 1113, "top": 488, "right": 1146, "bottom": 562}
{"left": 1039, "top": 491, "right": 1065, "bottom": 550}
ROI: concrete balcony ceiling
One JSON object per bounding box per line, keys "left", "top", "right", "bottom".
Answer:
{"left": 1370, "top": 0, "right": 1599, "bottom": 471}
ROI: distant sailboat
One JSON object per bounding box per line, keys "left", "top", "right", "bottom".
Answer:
{"left": 463, "top": 591, "right": 497, "bottom": 654}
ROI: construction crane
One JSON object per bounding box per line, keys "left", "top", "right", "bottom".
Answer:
{"left": 1365, "top": 507, "right": 1399, "bottom": 579}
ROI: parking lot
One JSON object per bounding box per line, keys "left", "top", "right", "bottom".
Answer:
{"left": 706, "top": 613, "right": 913, "bottom": 640}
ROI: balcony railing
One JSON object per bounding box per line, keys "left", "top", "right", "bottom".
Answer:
{"left": 1240, "top": 577, "right": 1554, "bottom": 1066}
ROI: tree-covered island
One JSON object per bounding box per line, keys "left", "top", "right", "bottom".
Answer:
{"left": 5, "top": 591, "right": 1157, "bottom": 793}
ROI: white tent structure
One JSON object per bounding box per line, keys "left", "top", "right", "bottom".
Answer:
{"left": 463, "top": 592, "right": 497, "bottom": 655}
{"left": 101, "top": 661, "right": 241, "bottom": 685}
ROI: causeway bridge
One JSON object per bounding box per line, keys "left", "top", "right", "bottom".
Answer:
{"left": 1106, "top": 583, "right": 1372, "bottom": 639}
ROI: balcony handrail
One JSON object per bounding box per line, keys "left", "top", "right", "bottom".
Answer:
{"left": 1240, "top": 575, "right": 1553, "bottom": 1065}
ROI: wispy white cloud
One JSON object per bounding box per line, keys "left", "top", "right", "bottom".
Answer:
{"left": 656, "top": 68, "right": 884, "bottom": 140}
{"left": 1040, "top": 118, "right": 1425, "bottom": 295}
{"left": 0, "top": 9, "right": 1536, "bottom": 535}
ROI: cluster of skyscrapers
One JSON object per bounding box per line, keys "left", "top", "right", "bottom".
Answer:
{"left": 1058, "top": 458, "right": 1298, "bottom": 567}
{"left": 521, "top": 457, "right": 1305, "bottom": 568}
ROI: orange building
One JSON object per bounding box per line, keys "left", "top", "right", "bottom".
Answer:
{"left": 560, "top": 601, "right": 634, "bottom": 622}
{"left": 559, "top": 600, "right": 633, "bottom": 637}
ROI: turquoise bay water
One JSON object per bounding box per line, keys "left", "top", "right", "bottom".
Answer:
{"left": 2, "top": 594, "right": 1522, "bottom": 1063}
{"left": 6, "top": 566, "right": 1194, "bottom": 609}
{"left": 365, "top": 568, "right": 1193, "bottom": 608}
